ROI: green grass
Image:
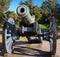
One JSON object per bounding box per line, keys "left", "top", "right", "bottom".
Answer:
{"left": 57, "top": 23, "right": 60, "bottom": 29}
{"left": 16, "top": 24, "right": 19, "bottom": 29}
{"left": 39, "top": 24, "right": 49, "bottom": 30}
{"left": 0, "top": 28, "right": 2, "bottom": 31}
{"left": 39, "top": 23, "right": 60, "bottom": 30}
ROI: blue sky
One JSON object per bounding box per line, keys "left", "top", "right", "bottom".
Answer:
{"left": 8, "top": 0, "right": 60, "bottom": 13}
{"left": 8, "top": 0, "right": 45, "bottom": 13}
{"left": 58, "top": 0, "right": 60, "bottom": 3}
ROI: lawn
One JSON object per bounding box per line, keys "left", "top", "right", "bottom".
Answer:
{"left": 39, "top": 23, "right": 60, "bottom": 30}
{"left": 0, "top": 28, "right": 2, "bottom": 31}
{"left": 39, "top": 24, "right": 49, "bottom": 30}
{"left": 57, "top": 23, "right": 60, "bottom": 29}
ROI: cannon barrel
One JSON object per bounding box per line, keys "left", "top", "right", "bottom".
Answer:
{"left": 16, "top": 4, "right": 35, "bottom": 24}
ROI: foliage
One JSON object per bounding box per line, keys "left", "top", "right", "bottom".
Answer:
{"left": 5, "top": 11, "right": 21, "bottom": 24}
{"left": 0, "top": 0, "right": 12, "bottom": 24}
{"left": 55, "top": 4, "right": 60, "bottom": 22}
{"left": 0, "top": 0, "right": 60, "bottom": 26}
{"left": 0, "top": 12, "right": 6, "bottom": 24}
{"left": 40, "top": 0, "right": 58, "bottom": 23}
{"left": 19, "top": 0, "right": 60, "bottom": 23}
{"left": 0, "top": 0, "right": 12, "bottom": 12}
{"left": 6, "top": 11, "right": 18, "bottom": 20}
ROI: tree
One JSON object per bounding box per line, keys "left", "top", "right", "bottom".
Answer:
{"left": 6, "top": 11, "right": 21, "bottom": 24}
{"left": 19, "top": 0, "right": 59, "bottom": 23}
{"left": 6, "top": 11, "right": 18, "bottom": 19}
{"left": 46, "top": 0, "right": 57, "bottom": 9}
{"left": 40, "top": 0, "right": 58, "bottom": 23}
{"left": 0, "top": 12, "right": 6, "bottom": 24}
{"left": 0, "top": 0, "right": 12, "bottom": 12}
{"left": 41, "top": 0, "right": 58, "bottom": 15}
{"left": 0, "top": 0, "right": 12, "bottom": 24}
{"left": 55, "top": 4, "right": 60, "bottom": 22}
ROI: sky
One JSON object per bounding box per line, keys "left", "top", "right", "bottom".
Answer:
{"left": 58, "top": 0, "right": 60, "bottom": 3}
{"left": 8, "top": 0, "right": 60, "bottom": 13}
{"left": 8, "top": 0, "right": 45, "bottom": 13}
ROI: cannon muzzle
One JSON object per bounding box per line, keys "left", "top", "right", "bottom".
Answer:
{"left": 16, "top": 4, "right": 35, "bottom": 24}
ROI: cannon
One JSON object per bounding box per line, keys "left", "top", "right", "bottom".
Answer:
{"left": 17, "top": 4, "right": 35, "bottom": 24}
{"left": 2, "top": 4, "right": 58, "bottom": 56}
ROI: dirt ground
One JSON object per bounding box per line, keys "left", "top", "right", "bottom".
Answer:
{"left": 0, "top": 32, "right": 60, "bottom": 57}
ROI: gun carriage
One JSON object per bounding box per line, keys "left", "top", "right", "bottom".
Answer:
{"left": 2, "top": 4, "right": 58, "bottom": 56}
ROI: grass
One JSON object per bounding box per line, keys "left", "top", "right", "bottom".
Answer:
{"left": 16, "top": 24, "right": 19, "bottom": 29}
{"left": 39, "top": 23, "right": 60, "bottom": 30}
{"left": 57, "top": 23, "right": 60, "bottom": 29}
{"left": 0, "top": 28, "right": 3, "bottom": 31}
{"left": 39, "top": 24, "right": 49, "bottom": 30}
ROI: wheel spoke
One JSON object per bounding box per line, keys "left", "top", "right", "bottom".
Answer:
{"left": 49, "top": 16, "right": 57, "bottom": 55}
{"left": 50, "top": 39, "right": 53, "bottom": 52}
{"left": 5, "top": 37, "right": 13, "bottom": 53}
{"left": 2, "top": 18, "right": 17, "bottom": 54}
{"left": 5, "top": 29, "right": 13, "bottom": 53}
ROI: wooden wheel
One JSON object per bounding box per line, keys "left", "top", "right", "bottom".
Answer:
{"left": 49, "top": 16, "right": 58, "bottom": 55}
{"left": 2, "top": 18, "right": 17, "bottom": 54}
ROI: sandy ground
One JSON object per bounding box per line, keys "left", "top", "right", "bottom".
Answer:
{"left": 0, "top": 33, "right": 60, "bottom": 57}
